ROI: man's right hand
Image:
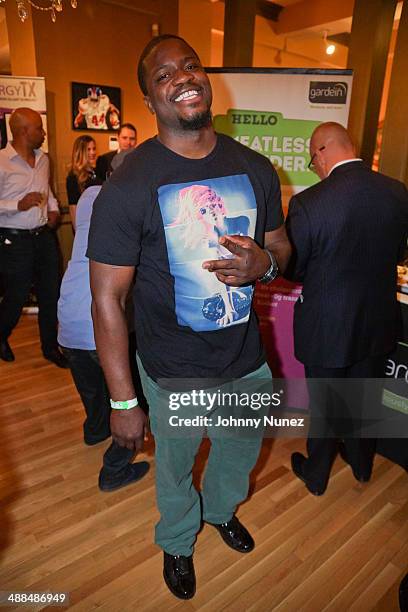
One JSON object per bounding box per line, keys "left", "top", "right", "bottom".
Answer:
{"left": 111, "top": 407, "right": 148, "bottom": 452}
{"left": 18, "top": 192, "right": 42, "bottom": 211}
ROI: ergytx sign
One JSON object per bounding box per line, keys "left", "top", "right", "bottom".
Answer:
{"left": 309, "top": 81, "right": 348, "bottom": 104}
{"left": 0, "top": 81, "right": 37, "bottom": 99}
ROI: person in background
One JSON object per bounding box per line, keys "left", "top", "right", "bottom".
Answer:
{"left": 66, "top": 135, "right": 97, "bottom": 229}
{"left": 286, "top": 122, "right": 408, "bottom": 496}
{"left": 0, "top": 107, "right": 67, "bottom": 368}
{"left": 58, "top": 149, "right": 149, "bottom": 491}
{"left": 95, "top": 123, "right": 137, "bottom": 181}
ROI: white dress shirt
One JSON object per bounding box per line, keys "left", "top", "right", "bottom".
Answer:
{"left": 0, "top": 142, "right": 59, "bottom": 230}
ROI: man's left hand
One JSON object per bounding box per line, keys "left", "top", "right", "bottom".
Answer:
{"left": 47, "top": 211, "right": 60, "bottom": 229}
{"left": 202, "top": 235, "right": 270, "bottom": 286}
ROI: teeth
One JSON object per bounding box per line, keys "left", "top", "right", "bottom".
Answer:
{"left": 174, "top": 90, "right": 199, "bottom": 102}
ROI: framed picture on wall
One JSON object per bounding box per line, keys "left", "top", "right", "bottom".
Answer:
{"left": 71, "top": 82, "right": 121, "bottom": 131}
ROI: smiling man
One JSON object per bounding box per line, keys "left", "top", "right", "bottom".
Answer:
{"left": 87, "top": 35, "right": 291, "bottom": 600}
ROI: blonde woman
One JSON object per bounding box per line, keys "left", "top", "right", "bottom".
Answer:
{"left": 66, "top": 135, "right": 97, "bottom": 228}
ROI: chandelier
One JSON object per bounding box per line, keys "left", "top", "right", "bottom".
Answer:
{"left": 0, "top": 0, "right": 78, "bottom": 23}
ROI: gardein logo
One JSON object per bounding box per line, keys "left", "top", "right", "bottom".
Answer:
{"left": 309, "top": 81, "right": 348, "bottom": 104}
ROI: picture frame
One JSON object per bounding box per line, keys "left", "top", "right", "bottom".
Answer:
{"left": 71, "top": 81, "right": 121, "bottom": 132}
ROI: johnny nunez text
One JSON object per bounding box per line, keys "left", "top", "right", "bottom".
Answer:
{"left": 168, "top": 415, "right": 305, "bottom": 429}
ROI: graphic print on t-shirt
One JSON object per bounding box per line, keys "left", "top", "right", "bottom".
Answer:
{"left": 158, "top": 174, "right": 257, "bottom": 332}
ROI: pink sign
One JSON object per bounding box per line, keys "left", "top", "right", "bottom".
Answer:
{"left": 254, "top": 278, "right": 308, "bottom": 410}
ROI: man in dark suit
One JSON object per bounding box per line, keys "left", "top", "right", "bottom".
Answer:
{"left": 286, "top": 122, "right": 408, "bottom": 495}
{"left": 95, "top": 123, "right": 137, "bottom": 180}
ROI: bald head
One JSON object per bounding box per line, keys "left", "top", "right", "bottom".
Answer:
{"left": 10, "top": 108, "right": 41, "bottom": 135}
{"left": 9, "top": 107, "right": 45, "bottom": 151}
{"left": 311, "top": 122, "right": 354, "bottom": 151}
{"left": 310, "top": 122, "right": 357, "bottom": 179}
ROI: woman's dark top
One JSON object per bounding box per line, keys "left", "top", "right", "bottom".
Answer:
{"left": 66, "top": 169, "right": 97, "bottom": 205}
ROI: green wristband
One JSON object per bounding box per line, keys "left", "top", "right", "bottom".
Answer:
{"left": 110, "top": 397, "right": 138, "bottom": 410}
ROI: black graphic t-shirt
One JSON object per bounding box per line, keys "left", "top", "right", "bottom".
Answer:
{"left": 87, "top": 134, "right": 283, "bottom": 381}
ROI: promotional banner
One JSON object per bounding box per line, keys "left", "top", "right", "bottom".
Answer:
{"left": 208, "top": 68, "right": 353, "bottom": 209}
{"left": 0, "top": 75, "right": 48, "bottom": 151}
{"left": 207, "top": 69, "right": 353, "bottom": 408}
{"left": 375, "top": 299, "right": 408, "bottom": 464}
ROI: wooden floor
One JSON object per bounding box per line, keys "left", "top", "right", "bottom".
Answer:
{"left": 0, "top": 315, "right": 407, "bottom": 611}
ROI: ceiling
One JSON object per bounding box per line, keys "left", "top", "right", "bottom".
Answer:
{"left": 0, "top": 0, "right": 403, "bottom": 75}
{"left": 296, "top": 17, "right": 353, "bottom": 37}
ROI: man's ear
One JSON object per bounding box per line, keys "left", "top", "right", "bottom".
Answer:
{"left": 317, "top": 154, "right": 328, "bottom": 179}
{"left": 143, "top": 96, "right": 155, "bottom": 115}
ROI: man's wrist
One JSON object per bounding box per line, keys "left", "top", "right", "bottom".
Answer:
{"left": 110, "top": 397, "right": 139, "bottom": 410}
{"left": 259, "top": 249, "right": 272, "bottom": 276}
{"left": 258, "top": 249, "right": 279, "bottom": 283}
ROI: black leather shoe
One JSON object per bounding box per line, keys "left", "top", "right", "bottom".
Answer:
{"left": 208, "top": 515, "right": 254, "bottom": 553}
{"left": 43, "top": 349, "right": 69, "bottom": 368}
{"left": 98, "top": 461, "right": 150, "bottom": 492}
{"left": 399, "top": 572, "right": 408, "bottom": 612}
{"left": 339, "top": 443, "right": 371, "bottom": 483}
{"left": 0, "top": 339, "right": 15, "bottom": 362}
{"left": 291, "top": 452, "right": 327, "bottom": 496}
{"left": 163, "top": 552, "right": 196, "bottom": 600}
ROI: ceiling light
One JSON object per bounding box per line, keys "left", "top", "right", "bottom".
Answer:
{"left": 323, "top": 30, "right": 336, "bottom": 56}
{"left": 0, "top": 0, "right": 78, "bottom": 23}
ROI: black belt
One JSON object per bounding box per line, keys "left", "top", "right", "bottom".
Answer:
{"left": 0, "top": 225, "right": 49, "bottom": 236}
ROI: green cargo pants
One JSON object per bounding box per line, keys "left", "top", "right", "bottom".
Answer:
{"left": 137, "top": 356, "right": 272, "bottom": 556}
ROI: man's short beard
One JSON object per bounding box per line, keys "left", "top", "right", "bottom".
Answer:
{"left": 178, "top": 110, "right": 212, "bottom": 131}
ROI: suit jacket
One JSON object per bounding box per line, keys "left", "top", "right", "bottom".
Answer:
{"left": 95, "top": 150, "right": 117, "bottom": 181}
{"left": 286, "top": 161, "right": 408, "bottom": 368}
